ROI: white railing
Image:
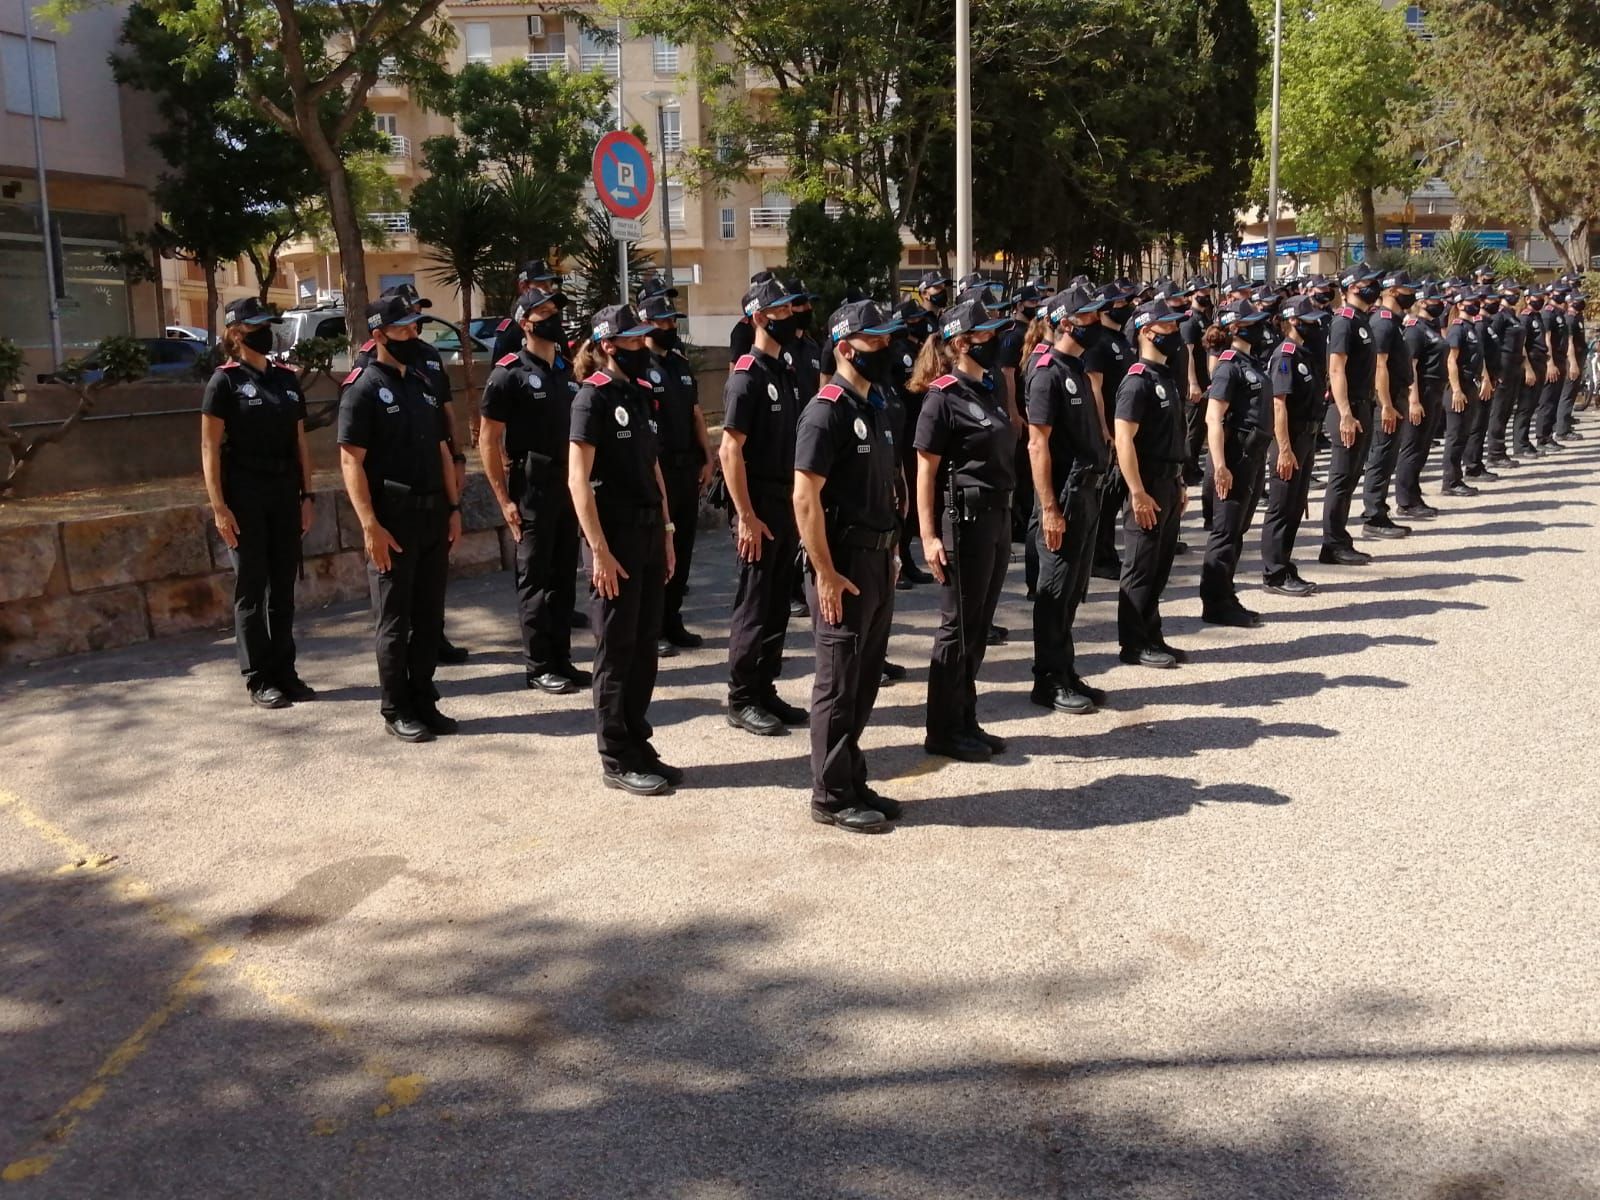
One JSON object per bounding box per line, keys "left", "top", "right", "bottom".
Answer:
{"left": 661, "top": 128, "right": 683, "bottom": 153}
{"left": 385, "top": 133, "right": 411, "bottom": 160}
{"left": 653, "top": 46, "right": 679, "bottom": 74}
{"left": 379, "top": 56, "right": 399, "bottom": 78}
{"left": 749, "top": 207, "right": 792, "bottom": 230}
{"left": 369, "top": 212, "right": 411, "bottom": 234}
{"left": 580, "top": 50, "right": 619, "bottom": 75}
{"left": 525, "top": 52, "right": 567, "bottom": 72}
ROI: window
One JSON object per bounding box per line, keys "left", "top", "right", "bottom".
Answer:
{"left": 374, "top": 114, "right": 399, "bottom": 136}
{"left": 667, "top": 184, "right": 685, "bottom": 232}
{"left": 660, "top": 107, "right": 682, "bottom": 153}
{"left": 652, "top": 37, "right": 679, "bottom": 75}
{"left": 464, "top": 22, "right": 492, "bottom": 64}
{"left": 0, "top": 204, "right": 130, "bottom": 348}
{"left": 720, "top": 207, "right": 736, "bottom": 240}
{"left": 2, "top": 34, "right": 61, "bottom": 118}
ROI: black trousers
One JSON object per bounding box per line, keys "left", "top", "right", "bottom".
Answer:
{"left": 1031, "top": 479, "right": 1102, "bottom": 686}
{"left": 1439, "top": 378, "right": 1479, "bottom": 489}
{"left": 1464, "top": 377, "right": 1495, "bottom": 470}
{"left": 589, "top": 515, "right": 665, "bottom": 774}
{"left": 512, "top": 475, "right": 578, "bottom": 676}
{"left": 807, "top": 545, "right": 894, "bottom": 810}
{"left": 1184, "top": 394, "right": 1208, "bottom": 484}
{"left": 1557, "top": 369, "right": 1583, "bottom": 434}
{"left": 727, "top": 489, "right": 799, "bottom": 707}
{"left": 1200, "top": 431, "right": 1269, "bottom": 612}
{"left": 370, "top": 503, "right": 449, "bottom": 721}
{"left": 1093, "top": 473, "right": 1129, "bottom": 567}
{"left": 1360, "top": 392, "right": 1408, "bottom": 523}
{"left": 1394, "top": 377, "right": 1447, "bottom": 508}
{"left": 1536, "top": 366, "right": 1566, "bottom": 443}
{"left": 226, "top": 474, "right": 300, "bottom": 688}
{"left": 927, "top": 505, "right": 1009, "bottom": 741}
{"left": 1487, "top": 371, "right": 1520, "bottom": 459}
{"left": 1321, "top": 395, "right": 1375, "bottom": 549}
{"left": 1512, "top": 363, "right": 1546, "bottom": 452}
{"left": 661, "top": 466, "right": 700, "bottom": 630}
{"left": 1118, "top": 469, "right": 1182, "bottom": 652}
{"left": 1260, "top": 420, "right": 1319, "bottom": 583}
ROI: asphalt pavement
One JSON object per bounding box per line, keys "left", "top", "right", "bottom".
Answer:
{"left": 3, "top": 436, "right": 1599, "bottom": 1199}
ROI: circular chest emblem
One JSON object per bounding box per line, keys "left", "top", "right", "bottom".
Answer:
{"left": 614, "top": 405, "right": 630, "bottom": 427}
{"left": 240, "top": 382, "right": 257, "bottom": 398}
{"left": 529, "top": 374, "right": 543, "bottom": 388}
{"left": 1064, "top": 377, "right": 1078, "bottom": 395}
{"left": 967, "top": 400, "right": 986, "bottom": 420}
{"left": 378, "top": 387, "right": 394, "bottom": 403}
{"left": 1358, "top": 328, "right": 1371, "bottom": 342}
{"left": 1244, "top": 370, "right": 1259, "bottom": 385}
{"left": 1154, "top": 384, "right": 1168, "bottom": 400}
{"left": 902, "top": 353, "right": 913, "bottom": 367}
{"left": 287, "top": 390, "right": 298, "bottom": 401}
{"left": 853, "top": 417, "right": 868, "bottom": 440}
{"left": 783, "top": 352, "right": 793, "bottom": 366}
{"left": 1297, "top": 363, "right": 1310, "bottom": 378}
{"left": 649, "top": 369, "right": 661, "bottom": 384}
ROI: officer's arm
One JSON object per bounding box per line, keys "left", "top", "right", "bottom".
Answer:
{"left": 340, "top": 445, "right": 379, "bottom": 529}
{"left": 793, "top": 470, "right": 836, "bottom": 580}
{"left": 1114, "top": 418, "right": 1145, "bottom": 498}
{"left": 440, "top": 440, "right": 460, "bottom": 507}
{"left": 1374, "top": 349, "right": 1392, "bottom": 410}
{"left": 1329, "top": 352, "right": 1351, "bottom": 420}
{"left": 1027, "top": 423, "right": 1057, "bottom": 515}
{"left": 480, "top": 416, "right": 510, "bottom": 508}
{"left": 915, "top": 449, "right": 942, "bottom": 546}
{"left": 1446, "top": 344, "right": 1463, "bottom": 400}
{"left": 200, "top": 415, "right": 227, "bottom": 515}
{"left": 567, "top": 441, "right": 609, "bottom": 558}
{"left": 1087, "top": 371, "right": 1110, "bottom": 441}
{"left": 1205, "top": 391, "right": 1229, "bottom": 476}
{"left": 719, "top": 428, "right": 756, "bottom": 521}
{"left": 1001, "top": 366, "right": 1023, "bottom": 433}
{"left": 692, "top": 404, "right": 714, "bottom": 478}
{"left": 296, "top": 421, "right": 314, "bottom": 508}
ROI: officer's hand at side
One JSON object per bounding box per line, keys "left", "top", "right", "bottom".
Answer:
{"left": 1276, "top": 446, "right": 1298, "bottom": 481}
{"left": 924, "top": 535, "right": 948, "bottom": 585}
{"left": 663, "top": 532, "right": 676, "bottom": 583}
{"left": 1339, "top": 412, "right": 1362, "bottom": 448}
{"left": 447, "top": 510, "right": 462, "bottom": 550}
{"left": 1408, "top": 400, "right": 1424, "bottom": 426}
{"left": 816, "top": 568, "right": 859, "bottom": 626}
{"left": 1187, "top": 384, "right": 1203, "bottom": 404}
{"left": 1041, "top": 506, "right": 1066, "bottom": 553}
{"left": 1213, "top": 465, "right": 1233, "bottom": 500}
{"left": 1525, "top": 368, "right": 1537, "bottom": 387}
{"left": 699, "top": 461, "right": 714, "bottom": 491}
{"left": 213, "top": 505, "right": 241, "bottom": 550}
{"left": 1452, "top": 390, "right": 1467, "bottom": 414}
{"left": 1131, "top": 490, "right": 1160, "bottom": 530}
{"left": 299, "top": 497, "right": 314, "bottom": 537}
{"left": 501, "top": 499, "right": 522, "bottom": 541}
{"left": 736, "top": 512, "right": 773, "bottom": 562}
{"left": 1178, "top": 486, "right": 1189, "bottom": 514}
{"left": 1547, "top": 364, "right": 1560, "bottom": 384}
{"left": 592, "top": 546, "right": 629, "bottom": 599}
{"left": 1379, "top": 404, "right": 1400, "bottom": 434}
{"left": 1479, "top": 379, "right": 1493, "bottom": 401}
{"left": 363, "top": 520, "right": 403, "bottom": 572}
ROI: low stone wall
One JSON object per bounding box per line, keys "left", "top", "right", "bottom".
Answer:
{"left": 0, "top": 473, "right": 512, "bottom": 668}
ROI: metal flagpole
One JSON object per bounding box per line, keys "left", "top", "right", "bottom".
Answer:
{"left": 1265, "top": 0, "right": 1284, "bottom": 284}
{"left": 21, "top": 0, "right": 63, "bottom": 366}
{"left": 954, "top": 0, "right": 972, "bottom": 281}
{"left": 614, "top": 21, "right": 628, "bottom": 304}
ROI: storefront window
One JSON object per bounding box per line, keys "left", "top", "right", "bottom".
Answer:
{"left": 0, "top": 204, "right": 130, "bottom": 349}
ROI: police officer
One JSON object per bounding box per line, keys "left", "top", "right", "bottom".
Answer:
{"left": 1319, "top": 262, "right": 1382, "bottom": 566}
{"left": 1560, "top": 293, "right": 1588, "bottom": 439}
{"left": 720, "top": 276, "right": 808, "bottom": 736}
{"left": 1440, "top": 287, "right": 1487, "bottom": 498}
{"left": 1086, "top": 282, "right": 1137, "bottom": 578}
{"left": 1179, "top": 275, "right": 1216, "bottom": 485}
{"left": 637, "top": 291, "right": 713, "bottom": 652}
{"left": 1394, "top": 280, "right": 1449, "bottom": 519}
{"left": 1464, "top": 283, "right": 1505, "bottom": 480}
{"left": 782, "top": 279, "right": 826, "bottom": 402}
{"left": 1512, "top": 286, "right": 1554, "bottom": 458}
{"left": 793, "top": 300, "right": 907, "bottom": 834}
{"left": 337, "top": 295, "right": 463, "bottom": 742}
{"left": 1200, "top": 299, "right": 1273, "bottom": 626}
{"left": 913, "top": 298, "right": 1014, "bottom": 762}
{"left": 568, "top": 305, "right": 679, "bottom": 795}
{"left": 1260, "top": 295, "right": 1329, "bottom": 596}
{"left": 1027, "top": 284, "right": 1112, "bottom": 713}
{"left": 728, "top": 270, "right": 776, "bottom": 361}
{"left": 1486, "top": 282, "right": 1527, "bottom": 468}
{"left": 999, "top": 284, "right": 1043, "bottom": 584}
{"left": 492, "top": 260, "right": 562, "bottom": 361}
{"left": 1114, "top": 301, "right": 1189, "bottom": 668}
{"left": 1359, "top": 268, "right": 1418, "bottom": 539}
{"left": 201, "top": 297, "right": 315, "bottom": 709}
{"left": 1536, "top": 285, "right": 1571, "bottom": 450}
{"left": 478, "top": 285, "right": 588, "bottom": 694}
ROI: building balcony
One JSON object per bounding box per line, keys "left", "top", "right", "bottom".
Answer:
{"left": 525, "top": 52, "right": 567, "bottom": 73}
{"left": 580, "top": 50, "right": 619, "bottom": 76}
{"left": 370, "top": 212, "right": 412, "bottom": 234}
{"left": 371, "top": 57, "right": 405, "bottom": 94}
{"left": 383, "top": 134, "right": 413, "bottom": 174}
{"left": 748, "top": 206, "right": 792, "bottom": 231}
{"left": 744, "top": 66, "right": 778, "bottom": 93}
{"left": 652, "top": 48, "right": 680, "bottom": 75}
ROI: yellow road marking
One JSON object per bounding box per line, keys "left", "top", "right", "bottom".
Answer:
{"left": 0, "top": 791, "right": 424, "bottom": 1183}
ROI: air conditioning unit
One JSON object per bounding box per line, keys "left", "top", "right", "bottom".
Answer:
{"left": 526, "top": 15, "right": 544, "bottom": 37}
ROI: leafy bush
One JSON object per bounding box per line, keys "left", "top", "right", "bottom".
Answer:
{"left": 0, "top": 338, "right": 21, "bottom": 391}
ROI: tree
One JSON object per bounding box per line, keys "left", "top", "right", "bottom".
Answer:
{"left": 409, "top": 165, "right": 504, "bottom": 398}
{"left": 784, "top": 202, "right": 902, "bottom": 317}
{"left": 1250, "top": 0, "right": 1424, "bottom": 254}
{"left": 567, "top": 205, "right": 656, "bottom": 321}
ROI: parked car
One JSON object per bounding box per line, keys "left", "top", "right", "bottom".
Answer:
{"left": 422, "top": 320, "right": 494, "bottom": 364}
{"left": 164, "top": 325, "right": 212, "bottom": 343}
{"left": 275, "top": 306, "right": 353, "bottom": 373}
{"left": 49, "top": 337, "right": 209, "bottom": 385}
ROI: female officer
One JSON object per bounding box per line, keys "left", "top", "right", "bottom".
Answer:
{"left": 568, "top": 305, "right": 679, "bottom": 796}
{"left": 1259, "top": 296, "right": 1330, "bottom": 597}
{"left": 201, "top": 296, "right": 314, "bottom": 709}
{"left": 912, "top": 298, "right": 1013, "bottom": 764}
{"left": 1200, "top": 299, "right": 1274, "bottom": 627}
{"left": 1440, "top": 288, "right": 1486, "bottom": 498}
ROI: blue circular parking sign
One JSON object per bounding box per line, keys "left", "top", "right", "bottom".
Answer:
{"left": 592, "top": 131, "right": 655, "bottom": 221}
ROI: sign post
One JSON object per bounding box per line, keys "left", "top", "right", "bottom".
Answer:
{"left": 591, "top": 130, "right": 655, "bottom": 308}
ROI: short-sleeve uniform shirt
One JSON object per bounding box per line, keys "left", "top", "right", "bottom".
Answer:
{"left": 913, "top": 369, "right": 1017, "bottom": 492}
{"left": 1329, "top": 306, "right": 1377, "bottom": 400}
{"left": 793, "top": 375, "right": 899, "bottom": 538}
{"left": 201, "top": 361, "right": 307, "bottom": 471}
{"left": 479, "top": 347, "right": 578, "bottom": 465}
{"left": 1404, "top": 315, "right": 1447, "bottom": 383}
{"left": 1370, "top": 308, "right": 1414, "bottom": 405}
{"left": 1115, "top": 359, "right": 1186, "bottom": 471}
{"left": 1025, "top": 347, "right": 1107, "bottom": 494}
{"left": 569, "top": 371, "right": 661, "bottom": 511}
{"left": 722, "top": 350, "right": 800, "bottom": 487}
{"left": 1268, "top": 339, "right": 1321, "bottom": 425}
{"left": 336, "top": 361, "right": 447, "bottom": 495}
{"left": 1207, "top": 348, "right": 1270, "bottom": 433}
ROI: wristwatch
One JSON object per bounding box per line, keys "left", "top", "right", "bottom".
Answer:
{"left": 448, "top": 503, "right": 461, "bottom": 514}
{"left": 664, "top": 521, "right": 677, "bottom": 533}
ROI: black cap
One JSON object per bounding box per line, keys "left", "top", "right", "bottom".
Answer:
{"left": 1572, "top": 294, "right": 1587, "bottom": 308}
{"left": 1012, "top": 283, "right": 1042, "bottom": 307}
{"left": 1418, "top": 280, "right": 1445, "bottom": 301}
{"left": 512, "top": 287, "right": 569, "bottom": 323}
{"left": 784, "top": 277, "right": 818, "bottom": 305}
{"left": 1222, "top": 273, "right": 1252, "bottom": 293}
{"left": 956, "top": 271, "right": 993, "bottom": 295}
{"left": 637, "top": 275, "right": 679, "bottom": 301}
{"left": 1380, "top": 268, "right": 1416, "bottom": 291}
{"left": 918, "top": 271, "right": 953, "bottom": 294}
{"left": 637, "top": 293, "right": 685, "bottom": 321}
{"left": 1044, "top": 286, "right": 1106, "bottom": 325}
{"left": 1069, "top": 274, "right": 1094, "bottom": 290}
{"left": 938, "top": 298, "right": 1008, "bottom": 340}
{"left": 1131, "top": 300, "right": 1184, "bottom": 330}
{"left": 1497, "top": 281, "right": 1522, "bottom": 297}
{"left": 1282, "top": 295, "right": 1331, "bottom": 324}
{"left": 1218, "top": 298, "right": 1269, "bottom": 328}
{"left": 517, "top": 258, "right": 560, "bottom": 286}
{"left": 1251, "top": 284, "right": 1284, "bottom": 309}
{"left": 744, "top": 276, "right": 802, "bottom": 315}
{"left": 1186, "top": 274, "right": 1214, "bottom": 293}
{"left": 1472, "top": 264, "right": 1497, "bottom": 280}
{"left": 366, "top": 295, "right": 425, "bottom": 332}
{"left": 1338, "top": 261, "right": 1381, "bottom": 289}
{"left": 827, "top": 300, "right": 905, "bottom": 342}
{"left": 1150, "top": 277, "right": 1177, "bottom": 300}
{"left": 1093, "top": 282, "right": 1128, "bottom": 307}
{"left": 590, "top": 304, "right": 653, "bottom": 341}
{"left": 223, "top": 296, "right": 282, "bottom": 326}
{"left": 380, "top": 281, "right": 432, "bottom": 310}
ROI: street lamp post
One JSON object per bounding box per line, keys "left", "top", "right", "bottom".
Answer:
{"left": 954, "top": 0, "right": 972, "bottom": 281}
{"left": 1265, "top": 0, "right": 1284, "bottom": 284}
{"left": 643, "top": 90, "right": 676, "bottom": 297}
{"left": 613, "top": 20, "right": 628, "bottom": 304}
{"left": 20, "top": 0, "right": 63, "bottom": 366}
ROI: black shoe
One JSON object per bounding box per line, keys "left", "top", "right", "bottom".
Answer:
{"left": 385, "top": 715, "right": 435, "bottom": 743}
{"left": 1203, "top": 606, "right": 1262, "bottom": 629}
{"left": 603, "top": 769, "right": 671, "bottom": 796}
{"left": 1562, "top": 430, "right": 1584, "bottom": 440}
{"left": 1396, "top": 503, "right": 1439, "bottom": 521}
{"left": 895, "top": 575, "right": 914, "bottom": 591}
{"left": 810, "top": 803, "right": 889, "bottom": 832}
{"left": 967, "top": 726, "right": 1008, "bottom": 753}
{"left": 437, "top": 639, "right": 470, "bottom": 665}
{"left": 1514, "top": 444, "right": 1541, "bottom": 459}
{"left": 1091, "top": 559, "right": 1121, "bottom": 581}
{"left": 249, "top": 684, "right": 290, "bottom": 709}
{"left": 1174, "top": 539, "right": 1190, "bottom": 555}
{"left": 1154, "top": 641, "right": 1190, "bottom": 665}
{"left": 1465, "top": 466, "right": 1499, "bottom": 481}
{"left": 1540, "top": 439, "right": 1566, "bottom": 451}
{"left": 1119, "top": 646, "right": 1177, "bottom": 669}
{"left": 1442, "top": 482, "right": 1479, "bottom": 498}
{"left": 569, "top": 610, "right": 589, "bottom": 629}
{"left": 727, "top": 704, "right": 786, "bottom": 736}
{"left": 789, "top": 598, "right": 809, "bottom": 617}
{"left": 528, "top": 671, "right": 578, "bottom": 695}
{"left": 1025, "top": 587, "right": 1037, "bottom": 601}
{"left": 418, "top": 707, "right": 460, "bottom": 736}
{"left": 1486, "top": 455, "right": 1520, "bottom": 469}
{"left": 765, "top": 696, "right": 809, "bottom": 726}
{"left": 1319, "top": 544, "right": 1372, "bottom": 565}
{"left": 1264, "top": 575, "right": 1318, "bottom": 597}
{"left": 902, "top": 564, "right": 934, "bottom": 585}
{"left": 1362, "top": 520, "right": 1410, "bottom": 540}
{"left": 656, "top": 639, "right": 679, "bottom": 658}
{"left": 1031, "top": 683, "right": 1096, "bottom": 714}
{"left": 554, "top": 662, "right": 592, "bottom": 688}
{"left": 278, "top": 676, "right": 317, "bottom": 702}
{"left": 882, "top": 661, "right": 907, "bottom": 681}
{"left": 1069, "top": 676, "right": 1109, "bottom": 707}
{"left": 924, "top": 733, "right": 993, "bottom": 763}
{"left": 859, "top": 786, "right": 904, "bottom": 820}
{"left": 662, "top": 625, "right": 703, "bottom": 649}
{"left": 987, "top": 624, "right": 1008, "bottom": 646}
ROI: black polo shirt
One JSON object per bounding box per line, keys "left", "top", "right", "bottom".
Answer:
{"left": 1447, "top": 318, "right": 1483, "bottom": 381}
{"left": 1370, "top": 307, "right": 1413, "bottom": 403}
{"left": 1268, "top": 339, "right": 1321, "bottom": 425}
{"left": 1025, "top": 346, "right": 1106, "bottom": 494}
{"left": 479, "top": 347, "right": 577, "bottom": 467}
{"left": 1329, "top": 306, "right": 1376, "bottom": 400}
{"left": 1114, "top": 359, "right": 1186, "bottom": 469}
{"left": 781, "top": 333, "right": 825, "bottom": 408}
{"left": 1545, "top": 308, "right": 1568, "bottom": 363}
{"left": 1568, "top": 310, "right": 1588, "bottom": 359}
{"left": 722, "top": 349, "right": 800, "bottom": 488}
{"left": 646, "top": 347, "right": 702, "bottom": 466}
{"left": 570, "top": 371, "right": 661, "bottom": 510}
{"left": 1208, "top": 348, "right": 1270, "bottom": 433}
{"left": 1404, "top": 314, "right": 1447, "bottom": 383}
{"left": 1182, "top": 308, "right": 1214, "bottom": 389}
{"left": 201, "top": 361, "right": 306, "bottom": 472}
{"left": 794, "top": 375, "right": 898, "bottom": 538}
{"left": 1084, "top": 325, "right": 1134, "bottom": 399}
{"left": 337, "top": 361, "right": 448, "bottom": 495}
{"left": 1477, "top": 314, "right": 1501, "bottom": 381}
{"left": 352, "top": 336, "right": 451, "bottom": 409}
{"left": 913, "top": 369, "right": 1017, "bottom": 492}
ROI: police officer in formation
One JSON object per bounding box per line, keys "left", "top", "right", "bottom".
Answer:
{"left": 1319, "top": 262, "right": 1381, "bottom": 567}
{"left": 1439, "top": 285, "right": 1488, "bottom": 498}
{"left": 201, "top": 297, "right": 316, "bottom": 709}
{"left": 1393, "top": 280, "right": 1449, "bottom": 520}
{"left": 1360, "top": 268, "right": 1418, "bottom": 541}
{"left": 1259, "top": 294, "right": 1329, "bottom": 596}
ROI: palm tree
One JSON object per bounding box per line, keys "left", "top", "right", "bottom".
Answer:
{"left": 410, "top": 169, "right": 504, "bottom": 402}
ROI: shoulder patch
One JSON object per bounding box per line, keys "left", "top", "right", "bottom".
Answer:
{"left": 1282, "top": 342, "right": 1296, "bottom": 354}
{"left": 1031, "top": 342, "right": 1050, "bottom": 358}
{"left": 1126, "top": 363, "right": 1147, "bottom": 376}
{"left": 931, "top": 374, "right": 958, "bottom": 390}
{"left": 496, "top": 353, "right": 519, "bottom": 368}
{"left": 1218, "top": 349, "right": 1237, "bottom": 361}
{"left": 220, "top": 360, "right": 240, "bottom": 370}
{"left": 360, "top": 339, "right": 376, "bottom": 353}
{"left": 1338, "top": 306, "right": 1356, "bottom": 318}
{"left": 496, "top": 319, "right": 511, "bottom": 332}
{"left": 817, "top": 383, "right": 845, "bottom": 402}
{"left": 340, "top": 367, "right": 362, "bottom": 387}
{"left": 733, "top": 354, "right": 756, "bottom": 372}
{"left": 583, "top": 371, "right": 612, "bottom": 386}
{"left": 1403, "top": 316, "right": 1417, "bottom": 327}
{"left": 1379, "top": 308, "right": 1396, "bottom": 319}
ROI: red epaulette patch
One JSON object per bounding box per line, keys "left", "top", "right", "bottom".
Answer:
{"left": 1031, "top": 342, "right": 1050, "bottom": 357}
{"left": 1218, "top": 349, "right": 1237, "bottom": 361}
{"left": 583, "top": 370, "right": 612, "bottom": 386}
{"left": 1338, "top": 306, "right": 1356, "bottom": 318}
{"left": 220, "top": 360, "right": 240, "bottom": 370}
{"left": 340, "top": 367, "right": 361, "bottom": 386}
{"left": 1403, "top": 316, "right": 1417, "bottom": 327}
{"left": 734, "top": 354, "right": 756, "bottom": 372}
{"left": 1379, "top": 308, "right": 1396, "bottom": 319}
{"left": 496, "top": 319, "right": 511, "bottom": 332}
{"left": 496, "top": 353, "right": 519, "bottom": 367}
{"left": 931, "top": 374, "right": 958, "bottom": 389}
{"left": 1126, "top": 363, "right": 1147, "bottom": 376}
{"left": 817, "top": 383, "right": 845, "bottom": 402}
{"left": 1282, "top": 342, "right": 1296, "bottom": 354}
{"left": 360, "top": 339, "right": 376, "bottom": 353}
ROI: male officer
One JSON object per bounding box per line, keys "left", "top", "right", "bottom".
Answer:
{"left": 478, "top": 286, "right": 588, "bottom": 694}
{"left": 1560, "top": 293, "right": 1588, "bottom": 439}
{"left": 1536, "top": 286, "right": 1571, "bottom": 449}
{"left": 337, "top": 295, "right": 463, "bottom": 742}
{"left": 1179, "top": 275, "right": 1216, "bottom": 485}
{"left": 492, "top": 260, "right": 562, "bottom": 361}
{"left": 1086, "top": 281, "right": 1137, "bottom": 578}
{"left": 1512, "top": 286, "right": 1553, "bottom": 457}
{"left": 1486, "top": 283, "right": 1527, "bottom": 468}
{"left": 1359, "top": 268, "right": 1417, "bottom": 539}
{"left": 793, "top": 300, "right": 906, "bottom": 834}
{"left": 1440, "top": 287, "right": 1488, "bottom": 498}
{"left": 1394, "top": 280, "right": 1449, "bottom": 520}
{"left": 781, "top": 279, "right": 827, "bottom": 410}
{"left": 1319, "top": 261, "right": 1381, "bottom": 566}
{"left": 728, "top": 270, "right": 776, "bottom": 360}
{"left": 897, "top": 270, "right": 951, "bottom": 330}
{"left": 1465, "top": 286, "right": 1506, "bottom": 479}
{"left": 720, "top": 276, "right": 808, "bottom": 736}
{"left": 1260, "top": 295, "right": 1330, "bottom": 596}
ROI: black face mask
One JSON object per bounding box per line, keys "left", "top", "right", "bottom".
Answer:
{"left": 384, "top": 336, "right": 426, "bottom": 367}
{"left": 926, "top": 291, "right": 948, "bottom": 309}
{"left": 792, "top": 308, "right": 814, "bottom": 332}
{"left": 612, "top": 345, "right": 653, "bottom": 380}
{"left": 1072, "top": 321, "right": 1104, "bottom": 350}
{"left": 1194, "top": 295, "right": 1213, "bottom": 311}
{"left": 1485, "top": 300, "right": 1502, "bottom": 314}
{"left": 1151, "top": 331, "right": 1183, "bottom": 359}
{"left": 1423, "top": 302, "right": 1445, "bottom": 319}
{"left": 967, "top": 338, "right": 997, "bottom": 370}
{"left": 530, "top": 315, "right": 565, "bottom": 344}
{"left": 1355, "top": 285, "right": 1380, "bottom": 303}
{"left": 647, "top": 327, "right": 680, "bottom": 354}
{"left": 1395, "top": 294, "right": 1417, "bottom": 311}
{"left": 1528, "top": 298, "right": 1545, "bottom": 311}
{"left": 1110, "top": 304, "right": 1134, "bottom": 324}
{"left": 764, "top": 314, "right": 798, "bottom": 345}
{"left": 1312, "top": 292, "right": 1333, "bottom": 309}
{"left": 1020, "top": 307, "right": 1040, "bottom": 322}
{"left": 846, "top": 345, "right": 893, "bottom": 387}
{"left": 241, "top": 327, "right": 275, "bottom": 354}
{"left": 1463, "top": 304, "right": 1482, "bottom": 317}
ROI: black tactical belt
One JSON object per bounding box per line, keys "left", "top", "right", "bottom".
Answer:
{"left": 834, "top": 525, "right": 897, "bottom": 551}
{"left": 953, "top": 487, "right": 1013, "bottom": 513}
